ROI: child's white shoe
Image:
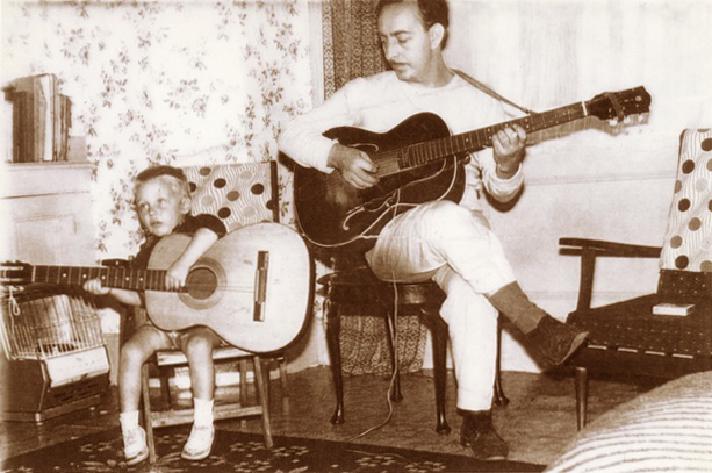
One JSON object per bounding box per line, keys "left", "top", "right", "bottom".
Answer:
{"left": 123, "top": 426, "right": 149, "bottom": 465}
{"left": 181, "top": 424, "right": 215, "bottom": 460}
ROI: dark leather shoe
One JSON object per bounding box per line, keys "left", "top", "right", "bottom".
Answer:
{"left": 528, "top": 315, "right": 588, "bottom": 368}
{"left": 459, "top": 410, "right": 509, "bottom": 460}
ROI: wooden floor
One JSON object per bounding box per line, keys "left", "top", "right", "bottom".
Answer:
{"left": 0, "top": 365, "right": 658, "bottom": 467}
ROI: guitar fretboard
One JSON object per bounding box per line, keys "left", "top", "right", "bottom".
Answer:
{"left": 31, "top": 265, "right": 176, "bottom": 292}
{"left": 393, "top": 102, "right": 585, "bottom": 169}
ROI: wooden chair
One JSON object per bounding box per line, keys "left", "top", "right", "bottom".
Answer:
{"left": 319, "top": 257, "right": 508, "bottom": 435}
{"left": 139, "top": 161, "right": 299, "bottom": 463}
{"left": 560, "top": 129, "right": 712, "bottom": 430}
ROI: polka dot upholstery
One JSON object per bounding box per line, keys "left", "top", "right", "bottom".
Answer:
{"left": 182, "top": 162, "right": 279, "bottom": 232}
{"left": 659, "top": 129, "right": 712, "bottom": 272}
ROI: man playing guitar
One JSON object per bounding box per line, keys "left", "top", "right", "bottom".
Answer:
{"left": 279, "top": 0, "right": 588, "bottom": 460}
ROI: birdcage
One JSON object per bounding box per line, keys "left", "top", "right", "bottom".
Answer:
{"left": 1, "top": 287, "right": 109, "bottom": 423}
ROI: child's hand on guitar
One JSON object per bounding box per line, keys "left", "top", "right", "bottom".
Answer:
{"left": 83, "top": 278, "right": 111, "bottom": 295}
{"left": 165, "top": 259, "right": 190, "bottom": 290}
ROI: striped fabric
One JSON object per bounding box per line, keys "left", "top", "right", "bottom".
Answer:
{"left": 546, "top": 371, "right": 712, "bottom": 472}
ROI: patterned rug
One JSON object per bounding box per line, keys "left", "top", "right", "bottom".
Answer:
{"left": 1, "top": 426, "right": 544, "bottom": 472}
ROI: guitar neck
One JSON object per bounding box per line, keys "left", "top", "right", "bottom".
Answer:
{"left": 391, "top": 101, "right": 586, "bottom": 170}
{"left": 29, "top": 265, "right": 174, "bottom": 292}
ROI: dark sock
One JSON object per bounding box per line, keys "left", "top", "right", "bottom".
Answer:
{"left": 487, "top": 281, "right": 544, "bottom": 334}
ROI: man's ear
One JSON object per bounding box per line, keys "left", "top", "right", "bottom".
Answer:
{"left": 179, "top": 196, "right": 191, "bottom": 214}
{"left": 429, "top": 23, "right": 445, "bottom": 50}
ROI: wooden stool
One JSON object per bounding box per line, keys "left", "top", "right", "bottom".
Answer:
{"left": 319, "top": 267, "right": 508, "bottom": 434}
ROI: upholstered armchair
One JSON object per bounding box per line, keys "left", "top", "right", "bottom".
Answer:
{"left": 560, "top": 128, "right": 712, "bottom": 429}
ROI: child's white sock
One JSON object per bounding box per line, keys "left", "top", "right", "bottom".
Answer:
{"left": 193, "top": 398, "right": 214, "bottom": 428}
{"left": 120, "top": 410, "right": 140, "bottom": 437}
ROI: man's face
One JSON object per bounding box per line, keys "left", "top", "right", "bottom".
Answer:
{"left": 134, "top": 176, "right": 189, "bottom": 237}
{"left": 378, "top": 2, "right": 436, "bottom": 84}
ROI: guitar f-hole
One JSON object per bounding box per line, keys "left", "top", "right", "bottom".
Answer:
{"left": 253, "top": 251, "right": 269, "bottom": 322}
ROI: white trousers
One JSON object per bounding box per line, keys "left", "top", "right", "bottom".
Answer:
{"left": 367, "top": 200, "right": 516, "bottom": 410}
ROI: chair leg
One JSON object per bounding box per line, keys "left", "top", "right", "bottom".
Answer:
{"left": 493, "top": 314, "right": 509, "bottom": 407}
{"left": 384, "top": 309, "right": 403, "bottom": 402}
{"left": 278, "top": 356, "right": 288, "bottom": 394}
{"left": 278, "top": 356, "right": 290, "bottom": 414}
{"left": 239, "top": 359, "right": 248, "bottom": 429}
{"left": 575, "top": 366, "right": 589, "bottom": 431}
{"left": 252, "top": 356, "right": 273, "bottom": 448}
{"left": 239, "top": 359, "right": 248, "bottom": 404}
{"left": 325, "top": 299, "right": 345, "bottom": 424}
{"left": 140, "top": 363, "right": 157, "bottom": 464}
{"left": 429, "top": 313, "right": 451, "bottom": 435}
{"left": 156, "top": 366, "right": 171, "bottom": 407}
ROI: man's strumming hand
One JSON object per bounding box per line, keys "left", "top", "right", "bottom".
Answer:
{"left": 328, "top": 143, "right": 378, "bottom": 189}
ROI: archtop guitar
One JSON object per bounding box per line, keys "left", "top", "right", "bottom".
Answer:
{"left": 293, "top": 86, "right": 651, "bottom": 251}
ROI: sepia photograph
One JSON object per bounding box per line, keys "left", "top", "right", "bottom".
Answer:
{"left": 1, "top": 0, "right": 711, "bottom": 471}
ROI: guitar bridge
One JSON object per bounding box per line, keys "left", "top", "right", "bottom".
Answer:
{"left": 253, "top": 251, "right": 269, "bottom": 322}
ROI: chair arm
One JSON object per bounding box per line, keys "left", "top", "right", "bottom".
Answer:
{"left": 559, "top": 237, "right": 661, "bottom": 258}
{"left": 559, "top": 237, "right": 662, "bottom": 311}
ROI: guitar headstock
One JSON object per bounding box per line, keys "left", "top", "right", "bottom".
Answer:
{"left": 0, "top": 261, "right": 33, "bottom": 286}
{"left": 586, "top": 86, "right": 651, "bottom": 122}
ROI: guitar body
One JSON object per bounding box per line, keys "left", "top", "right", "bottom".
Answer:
{"left": 144, "top": 223, "right": 312, "bottom": 353}
{"left": 294, "top": 113, "right": 466, "bottom": 250}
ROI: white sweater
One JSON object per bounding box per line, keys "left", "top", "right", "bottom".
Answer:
{"left": 278, "top": 71, "right": 524, "bottom": 211}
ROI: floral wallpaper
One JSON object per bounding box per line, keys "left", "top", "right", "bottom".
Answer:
{"left": 1, "top": 0, "right": 313, "bottom": 259}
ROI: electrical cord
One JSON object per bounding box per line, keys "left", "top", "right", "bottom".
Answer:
{"left": 348, "top": 189, "right": 403, "bottom": 441}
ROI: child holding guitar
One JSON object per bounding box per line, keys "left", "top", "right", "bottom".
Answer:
{"left": 84, "top": 165, "right": 227, "bottom": 464}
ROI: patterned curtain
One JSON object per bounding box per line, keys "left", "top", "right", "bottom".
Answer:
{"left": 322, "top": 0, "right": 387, "bottom": 98}
{"left": 321, "top": 0, "right": 428, "bottom": 376}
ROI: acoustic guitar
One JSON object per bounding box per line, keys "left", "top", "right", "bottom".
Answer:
{"left": 1, "top": 222, "right": 312, "bottom": 353}
{"left": 293, "top": 86, "right": 651, "bottom": 251}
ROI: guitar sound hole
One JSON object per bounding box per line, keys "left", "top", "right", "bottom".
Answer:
{"left": 185, "top": 267, "right": 217, "bottom": 300}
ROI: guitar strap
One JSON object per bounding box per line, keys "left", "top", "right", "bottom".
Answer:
{"left": 453, "top": 69, "right": 535, "bottom": 115}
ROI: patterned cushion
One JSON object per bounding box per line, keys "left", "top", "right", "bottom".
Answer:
{"left": 545, "top": 371, "right": 712, "bottom": 472}
{"left": 659, "top": 129, "right": 712, "bottom": 272}
{"left": 182, "top": 162, "right": 278, "bottom": 233}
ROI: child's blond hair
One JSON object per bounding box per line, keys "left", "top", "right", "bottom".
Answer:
{"left": 134, "top": 165, "right": 190, "bottom": 201}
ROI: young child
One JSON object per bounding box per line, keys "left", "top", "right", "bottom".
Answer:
{"left": 84, "top": 165, "right": 227, "bottom": 464}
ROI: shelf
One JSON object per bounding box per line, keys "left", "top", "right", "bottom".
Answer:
{"left": 0, "top": 162, "right": 93, "bottom": 199}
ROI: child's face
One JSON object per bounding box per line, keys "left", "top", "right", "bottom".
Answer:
{"left": 134, "top": 176, "right": 190, "bottom": 236}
